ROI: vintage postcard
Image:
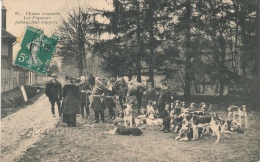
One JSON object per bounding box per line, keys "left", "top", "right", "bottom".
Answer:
{"left": 1, "top": 0, "right": 259, "bottom": 162}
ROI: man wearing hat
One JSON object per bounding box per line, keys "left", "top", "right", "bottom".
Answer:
{"left": 79, "top": 76, "right": 92, "bottom": 119}
{"left": 146, "top": 81, "right": 157, "bottom": 105}
{"left": 45, "top": 73, "right": 62, "bottom": 117}
{"left": 157, "top": 82, "right": 171, "bottom": 133}
{"left": 92, "top": 76, "right": 108, "bottom": 123}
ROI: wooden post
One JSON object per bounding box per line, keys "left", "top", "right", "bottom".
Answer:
{"left": 20, "top": 85, "right": 28, "bottom": 102}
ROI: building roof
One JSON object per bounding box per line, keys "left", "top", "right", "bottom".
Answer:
{"left": 2, "top": 28, "right": 16, "bottom": 40}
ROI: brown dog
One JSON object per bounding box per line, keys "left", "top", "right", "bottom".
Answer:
{"left": 182, "top": 113, "right": 221, "bottom": 143}
{"left": 103, "top": 123, "right": 143, "bottom": 136}
{"left": 113, "top": 124, "right": 143, "bottom": 136}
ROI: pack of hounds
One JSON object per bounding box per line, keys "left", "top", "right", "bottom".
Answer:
{"left": 105, "top": 100, "right": 248, "bottom": 144}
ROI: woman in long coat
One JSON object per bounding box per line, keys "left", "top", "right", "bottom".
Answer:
{"left": 61, "top": 77, "right": 81, "bottom": 127}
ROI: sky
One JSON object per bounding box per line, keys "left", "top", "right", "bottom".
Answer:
{"left": 2, "top": 0, "right": 113, "bottom": 36}
{"left": 2, "top": 0, "right": 114, "bottom": 68}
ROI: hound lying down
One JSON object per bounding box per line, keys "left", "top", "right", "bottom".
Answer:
{"left": 103, "top": 124, "right": 143, "bottom": 136}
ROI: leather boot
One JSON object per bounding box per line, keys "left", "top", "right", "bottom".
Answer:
{"left": 164, "top": 129, "right": 170, "bottom": 133}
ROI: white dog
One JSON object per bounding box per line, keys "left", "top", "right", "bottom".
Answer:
{"left": 124, "top": 103, "right": 133, "bottom": 127}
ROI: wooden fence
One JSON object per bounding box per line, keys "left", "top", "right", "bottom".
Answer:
{"left": 1, "top": 68, "right": 50, "bottom": 93}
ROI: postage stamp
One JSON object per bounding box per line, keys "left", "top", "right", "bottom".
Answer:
{"left": 14, "top": 26, "right": 59, "bottom": 75}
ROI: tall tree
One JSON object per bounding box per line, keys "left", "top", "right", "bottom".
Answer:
{"left": 57, "top": 5, "right": 98, "bottom": 76}
{"left": 193, "top": 1, "right": 235, "bottom": 96}
{"left": 92, "top": 0, "right": 142, "bottom": 79}
{"left": 94, "top": 0, "right": 178, "bottom": 84}
{"left": 254, "top": 0, "right": 260, "bottom": 107}
{"left": 142, "top": 0, "right": 179, "bottom": 85}
{"left": 183, "top": 0, "right": 192, "bottom": 97}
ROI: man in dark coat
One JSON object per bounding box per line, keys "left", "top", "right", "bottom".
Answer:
{"left": 79, "top": 76, "right": 92, "bottom": 119}
{"left": 45, "top": 73, "right": 62, "bottom": 117}
{"left": 104, "top": 78, "right": 117, "bottom": 119}
{"left": 146, "top": 82, "right": 157, "bottom": 104}
{"left": 92, "top": 77, "right": 108, "bottom": 123}
{"left": 157, "top": 82, "right": 172, "bottom": 133}
{"left": 61, "top": 77, "right": 81, "bottom": 127}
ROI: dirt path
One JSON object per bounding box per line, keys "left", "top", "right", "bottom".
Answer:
{"left": 1, "top": 94, "right": 60, "bottom": 162}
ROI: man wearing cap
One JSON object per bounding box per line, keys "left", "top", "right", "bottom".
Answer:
{"left": 146, "top": 82, "right": 157, "bottom": 105}
{"left": 45, "top": 73, "right": 62, "bottom": 117}
{"left": 79, "top": 76, "right": 92, "bottom": 119}
{"left": 157, "top": 82, "right": 171, "bottom": 133}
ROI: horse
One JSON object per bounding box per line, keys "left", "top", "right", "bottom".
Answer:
{"left": 92, "top": 77, "right": 119, "bottom": 122}
{"left": 105, "top": 78, "right": 127, "bottom": 112}
{"left": 114, "top": 77, "right": 146, "bottom": 112}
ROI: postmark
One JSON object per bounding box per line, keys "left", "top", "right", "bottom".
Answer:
{"left": 14, "top": 26, "right": 59, "bottom": 75}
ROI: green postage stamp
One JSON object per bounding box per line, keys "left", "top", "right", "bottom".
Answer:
{"left": 14, "top": 26, "right": 59, "bottom": 75}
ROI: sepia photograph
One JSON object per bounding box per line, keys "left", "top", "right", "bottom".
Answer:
{"left": 1, "top": 0, "right": 259, "bottom": 161}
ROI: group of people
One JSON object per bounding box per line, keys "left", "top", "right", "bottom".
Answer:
{"left": 45, "top": 73, "right": 94, "bottom": 126}
{"left": 147, "top": 81, "right": 172, "bottom": 133}
{"left": 45, "top": 73, "right": 174, "bottom": 131}
{"left": 113, "top": 81, "right": 173, "bottom": 133}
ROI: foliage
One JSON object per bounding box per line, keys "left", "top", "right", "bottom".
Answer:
{"left": 47, "top": 61, "right": 60, "bottom": 76}
{"left": 57, "top": 0, "right": 258, "bottom": 106}
{"left": 57, "top": 5, "right": 101, "bottom": 76}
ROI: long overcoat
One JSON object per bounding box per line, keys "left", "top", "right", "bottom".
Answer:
{"left": 79, "top": 81, "right": 91, "bottom": 106}
{"left": 146, "top": 87, "right": 157, "bottom": 102}
{"left": 62, "top": 83, "right": 81, "bottom": 114}
{"left": 92, "top": 86, "right": 106, "bottom": 112}
{"left": 45, "top": 79, "right": 62, "bottom": 102}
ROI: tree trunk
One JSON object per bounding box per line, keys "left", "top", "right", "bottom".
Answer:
{"left": 78, "top": 46, "right": 82, "bottom": 76}
{"left": 252, "top": 4, "right": 260, "bottom": 109}
{"left": 148, "top": 3, "right": 155, "bottom": 86}
{"left": 184, "top": 0, "right": 192, "bottom": 98}
{"left": 136, "top": 0, "right": 142, "bottom": 83}
{"left": 219, "top": 80, "right": 224, "bottom": 97}
{"left": 79, "top": 41, "right": 86, "bottom": 76}
{"left": 219, "top": 34, "right": 226, "bottom": 97}
{"left": 148, "top": 67, "right": 154, "bottom": 86}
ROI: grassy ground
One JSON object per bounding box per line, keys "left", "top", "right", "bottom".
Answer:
{"left": 1, "top": 86, "right": 44, "bottom": 118}
{"left": 17, "top": 97, "right": 259, "bottom": 162}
